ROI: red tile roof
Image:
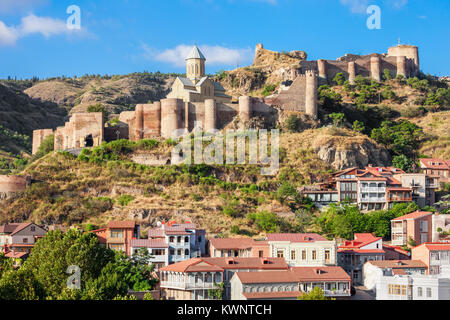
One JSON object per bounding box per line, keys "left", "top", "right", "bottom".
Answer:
{"left": 235, "top": 270, "right": 300, "bottom": 284}
{"left": 392, "top": 211, "right": 433, "bottom": 221}
{"left": 130, "top": 239, "right": 169, "bottom": 248}
{"left": 160, "top": 257, "right": 288, "bottom": 273}
{"left": 107, "top": 221, "right": 136, "bottom": 229}
{"left": 266, "top": 233, "right": 328, "bottom": 242}
{"left": 337, "top": 249, "right": 385, "bottom": 254}
{"left": 414, "top": 243, "right": 450, "bottom": 251}
{"left": 420, "top": 158, "right": 450, "bottom": 170}
{"left": 209, "top": 238, "right": 255, "bottom": 250}
{"left": 366, "top": 260, "right": 427, "bottom": 269}
{"left": 0, "top": 223, "right": 32, "bottom": 235}
{"left": 339, "top": 233, "right": 382, "bottom": 251}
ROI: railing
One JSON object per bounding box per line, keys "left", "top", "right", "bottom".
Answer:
{"left": 392, "top": 227, "right": 406, "bottom": 234}
{"left": 360, "top": 187, "right": 386, "bottom": 193}
{"left": 160, "top": 281, "right": 218, "bottom": 290}
{"left": 323, "top": 290, "right": 350, "bottom": 296}
{"left": 359, "top": 197, "right": 386, "bottom": 203}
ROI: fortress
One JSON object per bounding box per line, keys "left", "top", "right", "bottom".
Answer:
{"left": 32, "top": 43, "right": 420, "bottom": 154}
{"left": 0, "top": 175, "right": 31, "bottom": 200}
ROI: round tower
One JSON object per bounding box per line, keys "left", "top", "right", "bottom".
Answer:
{"left": 161, "top": 98, "right": 184, "bottom": 139}
{"left": 348, "top": 61, "right": 356, "bottom": 85}
{"left": 204, "top": 99, "right": 217, "bottom": 132}
{"left": 387, "top": 45, "right": 419, "bottom": 75}
{"left": 370, "top": 56, "right": 381, "bottom": 81}
{"left": 134, "top": 104, "right": 144, "bottom": 141}
{"left": 305, "top": 70, "right": 318, "bottom": 119}
{"left": 317, "top": 59, "right": 327, "bottom": 81}
{"left": 186, "top": 45, "right": 206, "bottom": 84}
{"left": 396, "top": 56, "right": 407, "bottom": 77}
{"left": 239, "top": 96, "right": 252, "bottom": 122}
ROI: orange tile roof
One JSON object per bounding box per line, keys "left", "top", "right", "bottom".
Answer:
{"left": 420, "top": 158, "right": 450, "bottom": 170}
{"left": 209, "top": 238, "right": 255, "bottom": 250}
{"left": 366, "top": 260, "right": 426, "bottom": 269}
{"left": 339, "top": 233, "right": 382, "bottom": 250}
{"left": 243, "top": 291, "right": 303, "bottom": 299}
{"left": 107, "top": 221, "right": 136, "bottom": 229}
{"left": 130, "top": 239, "right": 169, "bottom": 248}
{"left": 415, "top": 243, "right": 450, "bottom": 251}
{"left": 266, "top": 233, "right": 328, "bottom": 242}
{"left": 160, "top": 258, "right": 224, "bottom": 273}
{"left": 392, "top": 211, "right": 433, "bottom": 221}
{"left": 235, "top": 270, "right": 299, "bottom": 284}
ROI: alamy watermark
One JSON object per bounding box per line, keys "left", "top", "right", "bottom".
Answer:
{"left": 66, "top": 265, "right": 81, "bottom": 289}
{"left": 66, "top": 5, "right": 81, "bottom": 30}
{"left": 169, "top": 123, "right": 280, "bottom": 176}
{"left": 367, "top": 5, "right": 381, "bottom": 30}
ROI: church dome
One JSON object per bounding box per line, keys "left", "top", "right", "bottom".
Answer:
{"left": 185, "top": 45, "right": 206, "bottom": 60}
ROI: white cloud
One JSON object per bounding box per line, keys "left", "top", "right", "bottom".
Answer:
{"left": 0, "top": 13, "right": 89, "bottom": 46}
{"left": 388, "top": 0, "right": 408, "bottom": 9}
{"left": 144, "top": 44, "right": 253, "bottom": 67}
{"left": 340, "top": 0, "right": 369, "bottom": 13}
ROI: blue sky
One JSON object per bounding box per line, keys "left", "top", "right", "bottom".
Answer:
{"left": 0, "top": 0, "right": 448, "bottom": 79}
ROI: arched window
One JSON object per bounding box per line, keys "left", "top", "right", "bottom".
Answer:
{"left": 195, "top": 64, "right": 199, "bottom": 74}
{"left": 185, "top": 236, "right": 189, "bottom": 243}
{"left": 177, "top": 236, "right": 181, "bottom": 243}
{"left": 169, "top": 236, "right": 174, "bottom": 243}
{"left": 177, "top": 249, "right": 182, "bottom": 256}
{"left": 185, "top": 249, "right": 189, "bottom": 256}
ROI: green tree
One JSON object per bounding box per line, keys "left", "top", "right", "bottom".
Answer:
{"left": 87, "top": 103, "right": 108, "bottom": 123}
{"left": 329, "top": 113, "right": 345, "bottom": 127}
{"left": 0, "top": 268, "right": 45, "bottom": 300}
{"left": 298, "top": 287, "right": 332, "bottom": 300}
{"left": 392, "top": 155, "right": 414, "bottom": 172}
{"left": 333, "top": 73, "right": 346, "bottom": 86}
{"left": 383, "top": 69, "right": 392, "bottom": 81}
{"left": 248, "top": 211, "right": 280, "bottom": 233}
{"left": 352, "top": 120, "right": 365, "bottom": 133}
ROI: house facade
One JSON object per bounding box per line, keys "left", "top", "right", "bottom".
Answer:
{"left": 419, "top": 158, "right": 450, "bottom": 184}
{"left": 412, "top": 242, "right": 450, "bottom": 275}
{"left": 375, "top": 265, "right": 450, "bottom": 300}
{"left": 391, "top": 211, "right": 434, "bottom": 247}
{"left": 0, "top": 223, "right": 47, "bottom": 255}
{"left": 266, "top": 233, "right": 337, "bottom": 267}
{"left": 395, "top": 173, "right": 439, "bottom": 207}
{"left": 147, "top": 222, "right": 206, "bottom": 265}
{"left": 130, "top": 239, "right": 170, "bottom": 270}
{"left": 208, "top": 238, "right": 269, "bottom": 258}
{"left": 338, "top": 233, "right": 385, "bottom": 285}
{"left": 159, "top": 257, "right": 288, "bottom": 300}
{"left": 363, "top": 260, "right": 427, "bottom": 292}
{"left": 230, "top": 267, "right": 351, "bottom": 300}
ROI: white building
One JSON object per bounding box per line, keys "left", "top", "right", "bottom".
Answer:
{"left": 363, "top": 260, "right": 427, "bottom": 292}
{"left": 376, "top": 265, "right": 450, "bottom": 300}
{"left": 266, "top": 233, "right": 337, "bottom": 267}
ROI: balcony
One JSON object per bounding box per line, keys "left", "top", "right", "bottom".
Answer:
{"left": 426, "top": 182, "right": 439, "bottom": 189}
{"left": 323, "top": 289, "right": 351, "bottom": 297}
{"left": 360, "top": 187, "right": 386, "bottom": 193}
{"left": 392, "top": 227, "right": 406, "bottom": 234}
{"left": 359, "top": 197, "right": 386, "bottom": 203}
{"left": 160, "top": 281, "right": 219, "bottom": 290}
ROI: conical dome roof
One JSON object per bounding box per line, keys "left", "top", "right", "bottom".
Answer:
{"left": 185, "top": 45, "right": 206, "bottom": 60}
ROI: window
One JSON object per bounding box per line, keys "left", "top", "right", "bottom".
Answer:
{"left": 325, "top": 250, "right": 330, "bottom": 261}
{"left": 277, "top": 250, "right": 284, "bottom": 258}
{"left": 418, "top": 287, "right": 423, "bottom": 297}
{"left": 110, "top": 230, "right": 123, "bottom": 238}
{"left": 109, "top": 244, "right": 124, "bottom": 252}
{"left": 312, "top": 250, "right": 317, "bottom": 260}
{"left": 426, "top": 288, "right": 432, "bottom": 298}
{"left": 259, "top": 251, "right": 264, "bottom": 258}
{"left": 169, "top": 249, "right": 175, "bottom": 255}
{"left": 185, "top": 236, "right": 189, "bottom": 243}
{"left": 302, "top": 250, "right": 307, "bottom": 260}
{"left": 177, "top": 249, "right": 182, "bottom": 256}
{"left": 30, "top": 226, "right": 35, "bottom": 232}
{"left": 177, "top": 236, "right": 181, "bottom": 243}
{"left": 185, "top": 249, "right": 189, "bottom": 256}
{"left": 169, "top": 236, "right": 174, "bottom": 243}
{"left": 198, "top": 236, "right": 202, "bottom": 243}
{"left": 23, "top": 238, "right": 28, "bottom": 243}
{"left": 291, "top": 250, "right": 296, "bottom": 260}
{"left": 152, "top": 249, "right": 164, "bottom": 256}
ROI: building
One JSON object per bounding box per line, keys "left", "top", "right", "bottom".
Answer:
{"left": 266, "top": 233, "right": 337, "bottom": 267}
{"left": 382, "top": 244, "right": 411, "bottom": 260}
{"left": 92, "top": 220, "right": 140, "bottom": 256}
{"left": 159, "top": 257, "right": 288, "bottom": 300}
{"left": 338, "top": 233, "right": 385, "bottom": 285}
{"left": 412, "top": 242, "right": 450, "bottom": 275}
{"left": 432, "top": 213, "right": 450, "bottom": 242}
{"left": 391, "top": 211, "right": 434, "bottom": 247}
{"left": 395, "top": 173, "right": 439, "bottom": 207}
{"left": 147, "top": 222, "right": 206, "bottom": 264}
{"left": 375, "top": 265, "right": 450, "bottom": 300}
{"left": 208, "top": 238, "right": 269, "bottom": 258}
{"left": 363, "top": 260, "right": 427, "bottom": 292}
{"left": 230, "top": 266, "right": 351, "bottom": 300}
{"left": 0, "top": 223, "right": 47, "bottom": 255}
{"left": 130, "top": 239, "right": 170, "bottom": 270}
{"left": 301, "top": 167, "right": 414, "bottom": 212}
{"left": 0, "top": 175, "right": 31, "bottom": 200}
{"left": 419, "top": 158, "right": 450, "bottom": 183}
{"left": 167, "top": 45, "right": 231, "bottom": 103}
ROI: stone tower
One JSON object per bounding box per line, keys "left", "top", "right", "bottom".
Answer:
{"left": 186, "top": 45, "right": 206, "bottom": 84}
{"left": 305, "top": 70, "right": 318, "bottom": 119}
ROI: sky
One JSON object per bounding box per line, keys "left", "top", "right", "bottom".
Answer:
{"left": 0, "top": 0, "right": 448, "bottom": 79}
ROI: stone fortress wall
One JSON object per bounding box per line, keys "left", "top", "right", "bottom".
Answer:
{"left": 31, "top": 44, "right": 420, "bottom": 153}
{"left": 0, "top": 175, "right": 31, "bottom": 199}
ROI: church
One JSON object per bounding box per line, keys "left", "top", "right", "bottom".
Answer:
{"left": 167, "top": 45, "right": 231, "bottom": 103}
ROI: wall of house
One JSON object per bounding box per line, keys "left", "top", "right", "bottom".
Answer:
{"left": 269, "top": 241, "right": 337, "bottom": 267}
{"left": 412, "top": 246, "right": 430, "bottom": 274}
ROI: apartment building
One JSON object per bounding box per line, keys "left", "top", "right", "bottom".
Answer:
{"left": 338, "top": 233, "right": 385, "bottom": 285}
{"left": 376, "top": 265, "right": 450, "bottom": 300}
{"left": 208, "top": 238, "right": 269, "bottom": 258}
{"left": 92, "top": 220, "right": 140, "bottom": 256}
{"left": 230, "top": 266, "right": 351, "bottom": 300}
{"left": 395, "top": 173, "right": 439, "bottom": 207}
{"left": 391, "top": 211, "right": 434, "bottom": 247}
{"left": 363, "top": 260, "right": 427, "bottom": 291}
{"left": 412, "top": 242, "right": 450, "bottom": 275}
{"left": 147, "top": 222, "right": 206, "bottom": 264}
{"left": 432, "top": 213, "right": 450, "bottom": 242}
{"left": 159, "top": 257, "right": 288, "bottom": 300}
{"left": 0, "top": 223, "right": 47, "bottom": 255}
{"left": 266, "top": 233, "right": 337, "bottom": 267}
{"left": 420, "top": 158, "right": 450, "bottom": 183}
{"left": 130, "top": 239, "right": 170, "bottom": 270}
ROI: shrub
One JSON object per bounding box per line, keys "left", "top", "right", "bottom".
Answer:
{"left": 352, "top": 120, "right": 365, "bottom": 133}
{"left": 116, "top": 195, "right": 135, "bottom": 206}
{"left": 262, "top": 84, "right": 277, "bottom": 97}
{"left": 333, "top": 73, "right": 345, "bottom": 86}
{"left": 230, "top": 226, "right": 240, "bottom": 234}
{"left": 247, "top": 211, "right": 279, "bottom": 233}
{"left": 285, "top": 115, "right": 299, "bottom": 133}
{"left": 383, "top": 69, "right": 392, "bottom": 81}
